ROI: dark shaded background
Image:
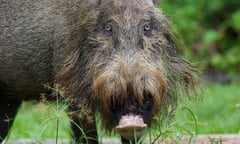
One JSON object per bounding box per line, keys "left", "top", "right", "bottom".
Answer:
{"left": 159, "top": 0, "right": 240, "bottom": 84}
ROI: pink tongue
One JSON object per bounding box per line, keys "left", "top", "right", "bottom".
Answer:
{"left": 116, "top": 115, "right": 147, "bottom": 140}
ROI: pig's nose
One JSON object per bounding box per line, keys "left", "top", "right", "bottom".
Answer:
{"left": 116, "top": 115, "right": 147, "bottom": 140}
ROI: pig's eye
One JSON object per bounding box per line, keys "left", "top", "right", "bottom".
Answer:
{"left": 103, "top": 22, "right": 113, "bottom": 36}
{"left": 143, "top": 21, "right": 152, "bottom": 36}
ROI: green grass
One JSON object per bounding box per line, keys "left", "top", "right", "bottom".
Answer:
{"left": 6, "top": 83, "right": 240, "bottom": 142}
{"left": 7, "top": 102, "right": 71, "bottom": 140}
{"left": 176, "top": 83, "right": 240, "bottom": 134}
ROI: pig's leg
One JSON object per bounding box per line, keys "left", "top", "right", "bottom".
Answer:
{"left": 68, "top": 103, "right": 98, "bottom": 144}
{"left": 0, "top": 91, "right": 22, "bottom": 142}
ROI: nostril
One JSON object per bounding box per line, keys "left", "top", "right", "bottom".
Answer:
{"left": 116, "top": 125, "right": 147, "bottom": 140}
{"left": 116, "top": 115, "right": 147, "bottom": 140}
{"left": 121, "top": 46, "right": 126, "bottom": 50}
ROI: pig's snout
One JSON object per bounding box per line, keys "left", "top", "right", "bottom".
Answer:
{"left": 116, "top": 115, "right": 147, "bottom": 140}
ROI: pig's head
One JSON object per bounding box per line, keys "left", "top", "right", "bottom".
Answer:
{"left": 56, "top": 0, "right": 196, "bottom": 140}
{"left": 90, "top": 0, "right": 196, "bottom": 139}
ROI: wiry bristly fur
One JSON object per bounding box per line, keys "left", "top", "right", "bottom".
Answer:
{"left": 55, "top": 0, "right": 197, "bottom": 140}
{"left": 0, "top": 0, "right": 198, "bottom": 143}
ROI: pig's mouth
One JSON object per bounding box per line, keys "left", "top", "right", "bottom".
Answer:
{"left": 110, "top": 92, "right": 154, "bottom": 139}
{"left": 116, "top": 115, "right": 147, "bottom": 140}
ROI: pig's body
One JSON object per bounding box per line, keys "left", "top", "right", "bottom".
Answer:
{"left": 0, "top": 0, "right": 72, "bottom": 99}
{"left": 0, "top": 0, "right": 196, "bottom": 143}
{"left": 0, "top": 0, "right": 87, "bottom": 142}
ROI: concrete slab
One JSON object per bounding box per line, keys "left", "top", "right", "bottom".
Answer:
{"left": 3, "top": 134, "right": 240, "bottom": 144}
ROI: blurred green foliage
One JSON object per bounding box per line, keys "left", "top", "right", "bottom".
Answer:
{"left": 159, "top": 0, "right": 240, "bottom": 75}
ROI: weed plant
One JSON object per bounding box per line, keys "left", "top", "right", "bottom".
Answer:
{"left": 4, "top": 83, "right": 240, "bottom": 143}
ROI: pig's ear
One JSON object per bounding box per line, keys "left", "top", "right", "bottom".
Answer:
{"left": 153, "top": 0, "right": 164, "bottom": 5}
{"left": 89, "top": 0, "right": 102, "bottom": 5}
